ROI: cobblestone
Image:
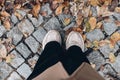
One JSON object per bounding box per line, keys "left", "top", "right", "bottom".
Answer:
{"left": 25, "top": 36, "right": 40, "bottom": 53}
{"left": 18, "top": 19, "right": 34, "bottom": 36}
{"left": 7, "top": 27, "right": 23, "bottom": 45}
{"left": 0, "top": 62, "right": 13, "bottom": 80}
{"left": 103, "top": 22, "right": 117, "bottom": 35}
{"left": 33, "top": 27, "right": 47, "bottom": 43}
{"left": 7, "top": 71, "right": 23, "bottom": 80}
{"left": 41, "top": 3, "right": 52, "bottom": 17}
{"left": 44, "top": 17, "right": 62, "bottom": 31}
{"left": 11, "top": 14, "right": 18, "bottom": 24}
{"left": 10, "top": 50, "right": 25, "bottom": 68}
{"left": 99, "top": 44, "right": 119, "bottom": 57}
{"left": 0, "top": 25, "right": 6, "bottom": 37}
{"left": 16, "top": 43, "right": 31, "bottom": 58}
{"left": 17, "top": 63, "right": 32, "bottom": 79}
{"left": 87, "top": 51, "right": 105, "bottom": 70}
{"left": 86, "top": 29, "right": 105, "bottom": 42}
{"left": 27, "top": 14, "right": 43, "bottom": 27}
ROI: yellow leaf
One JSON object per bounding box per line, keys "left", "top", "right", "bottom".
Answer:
{"left": 99, "top": 40, "right": 110, "bottom": 47}
{"left": 55, "top": 4, "right": 64, "bottom": 15}
{"left": 90, "top": 0, "right": 100, "bottom": 6}
{"left": 110, "top": 32, "right": 120, "bottom": 46}
{"left": 63, "top": 18, "right": 71, "bottom": 26}
{"left": 93, "top": 40, "right": 99, "bottom": 50}
{"left": 85, "top": 21, "right": 91, "bottom": 32}
{"left": 89, "top": 17, "right": 97, "bottom": 30}
{"left": 0, "top": 44, "right": 7, "bottom": 58}
{"left": 109, "top": 53, "right": 116, "bottom": 63}
{"left": 3, "top": 19, "right": 11, "bottom": 30}
{"left": 32, "top": 4, "right": 41, "bottom": 18}
{"left": 5, "top": 55, "right": 11, "bottom": 63}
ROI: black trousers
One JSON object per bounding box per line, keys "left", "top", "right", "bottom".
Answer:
{"left": 27, "top": 41, "right": 90, "bottom": 80}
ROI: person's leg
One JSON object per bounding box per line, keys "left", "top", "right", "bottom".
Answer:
{"left": 27, "top": 30, "right": 63, "bottom": 80}
{"left": 61, "top": 31, "right": 90, "bottom": 75}
{"left": 27, "top": 41, "right": 63, "bottom": 80}
{"left": 61, "top": 45, "right": 90, "bottom": 75}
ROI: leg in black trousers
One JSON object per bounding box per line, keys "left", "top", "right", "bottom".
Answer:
{"left": 27, "top": 41, "right": 63, "bottom": 80}
{"left": 61, "top": 45, "right": 90, "bottom": 75}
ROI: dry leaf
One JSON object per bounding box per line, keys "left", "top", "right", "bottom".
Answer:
{"left": 55, "top": 4, "right": 65, "bottom": 15}
{"left": 104, "top": 0, "right": 112, "bottom": 5}
{"left": 5, "top": 55, "right": 11, "bottom": 63}
{"left": 109, "top": 53, "right": 116, "bottom": 63}
{"left": 85, "top": 21, "right": 91, "bottom": 32}
{"left": 3, "top": 19, "right": 11, "bottom": 30}
{"left": 85, "top": 40, "right": 92, "bottom": 48}
{"left": 32, "top": 4, "right": 41, "bottom": 18}
{"left": 14, "top": 11, "right": 23, "bottom": 20}
{"left": 63, "top": 18, "right": 71, "bottom": 26}
{"left": 99, "top": 40, "right": 110, "bottom": 47}
{"left": 96, "top": 22, "right": 102, "bottom": 29}
{"left": 115, "top": 20, "right": 120, "bottom": 27}
{"left": 89, "top": 17, "right": 97, "bottom": 30}
{"left": 90, "top": 0, "right": 100, "bottom": 6}
{"left": 0, "top": 44, "right": 7, "bottom": 58}
{"left": 93, "top": 40, "right": 99, "bottom": 50}
{"left": 0, "top": 11, "right": 10, "bottom": 17}
{"left": 115, "top": 7, "right": 120, "bottom": 13}
{"left": 110, "top": 32, "right": 120, "bottom": 46}
{"left": 76, "top": 14, "right": 83, "bottom": 26}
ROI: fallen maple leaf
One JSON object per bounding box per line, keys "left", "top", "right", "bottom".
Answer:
{"left": 0, "top": 44, "right": 7, "bottom": 58}
{"left": 14, "top": 11, "right": 23, "bottom": 20}
{"left": 109, "top": 53, "right": 116, "bottom": 63}
{"left": 89, "top": 17, "right": 97, "bottom": 30}
{"left": 31, "top": 3, "right": 41, "bottom": 18}
{"left": 96, "top": 22, "right": 102, "bottom": 29}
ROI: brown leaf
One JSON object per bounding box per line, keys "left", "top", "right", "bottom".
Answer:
{"left": 89, "top": 17, "right": 97, "bottom": 30}
{"left": 109, "top": 53, "right": 116, "bottom": 63}
{"left": 115, "top": 20, "right": 120, "bottom": 27}
{"left": 55, "top": 4, "right": 65, "bottom": 15}
{"left": 31, "top": 4, "right": 41, "bottom": 18}
{"left": 0, "top": 0, "right": 5, "bottom": 6}
{"left": 110, "top": 32, "right": 120, "bottom": 46}
{"left": 76, "top": 14, "right": 83, "bottom": 26}
{"left": 63, "top": 18, "right": 71, "bottom": 26}
{"left": 3, "top": 19, "right": 11, "bottom": 30}
{"left": 90, "top": 0, "right": 100, "bottom": 6}
{"left": 0, "top": 11, "right": 10, "bottom": 17}
{"left": 96, "top": 22, "right": 102, "bottom": 29}
{"left": 115, "top": 7, "right": 120, "bottom": 13}
{"left": 0, "top": 44, "right": 7, "bottom": 58}
{"left": 99, "top": 40, "right": 110, "bottom": 47}
{"left": 14, "top": 12, "right": 22, "bottom": 20}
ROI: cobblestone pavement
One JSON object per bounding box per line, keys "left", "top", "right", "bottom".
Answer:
{"left": 0, "top": 2, "right": 120, "bottom": 80}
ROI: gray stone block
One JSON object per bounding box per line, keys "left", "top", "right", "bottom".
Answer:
{"left": 7, "top": 27, "right": 23, "bottom": 45}
{"left": 99, "top": 44, "right": 119, "bottom": 57}
{"left": 11, "top": 14, "right": 18, "bottom": 24}
{"left": 25, "top": 36, "right": 40, "bottom": 53}
{"left": 0, "top": 62, "right": 13, "bottom": 80}
{"left": 103, "top": 22, "right": 117, "bottom": 35}
{"left": 41, "top": 3, "right": 52, "bottom": 16}
{"left": 0, "top": 25, "right": 6, "bottom": 37}
{"left": 7, "top": 71, "right": 23, "bottom": 80}
{"left": 44, "top": 17, "right": 61, "bottom": 31}
{"left": 33, "top": 27, "right": 46, "bottom": 43}
{"left": 18, "top": 19, "right": 34, "bottom": 36}
{"left": 17, "top": 63, "right": 32, "bottom": 79}
{"left": 10, "top": 50, "right": 25, "bottom": 68}
{"left": 86, "top": 29, "right": 105, "bottom": 42}
{"left": 87, "top": 51, "right": 105, "bottom": 70}
{"left": 27, "top": 14, "right": 43, "bottom": 27}
{"left": 111, "top": 54, "right": 120, "bottom": 74}
{"left": 16, "top": 43, "right": 31, "bottom": 58}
